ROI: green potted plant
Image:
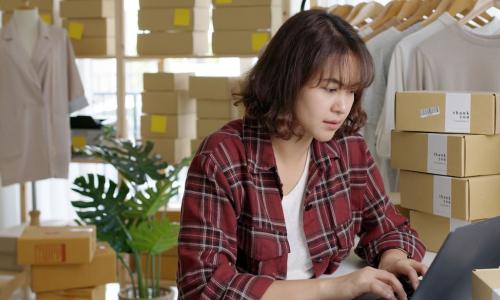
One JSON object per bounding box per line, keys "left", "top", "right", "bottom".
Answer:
{"left": 71, "top": 138, "right": 190, "bottom": 299}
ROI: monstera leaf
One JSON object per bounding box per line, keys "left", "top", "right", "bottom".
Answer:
{"left": 71, "top": 174, "right": 133, "bottom": 253}
{"left": 124, "top": 180, "right": 178, "bottom": 219}
{"left": 127, "top": 218, "right": 180, "bottom": 255}
{"left": 85, "top": 139, "right": 168, "bottom": 185}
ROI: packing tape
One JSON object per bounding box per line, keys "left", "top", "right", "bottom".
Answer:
{"left": 151, "top": 115, "right": 167, "bottom": 133}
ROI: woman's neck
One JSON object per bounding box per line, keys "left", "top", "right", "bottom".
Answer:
{"left": 271, "top": 134, "right": 313, "bottom": 164}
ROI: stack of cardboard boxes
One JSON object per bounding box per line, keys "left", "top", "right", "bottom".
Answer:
{"left": 0, "top": 0, "right": 56, "bottom": 26}
{"left": 391, "top": 91, "right": 500, "bottom": 252}
{"left": 17, "top": 225, "right": 116, "bottom": 299}
{"left": 60, "top": 0, "right": 115, "bottom": 56}
{"left": 137, "top": 0, "right": 210, "bottom": 56}
{"left": 0, "top": 226, "right": 27, "bottom": 300}
{"left": 212, "top": 0, "right": 282, "bottom": 55}
{"left": 141, "top": 72, "right": 195, "bottom": 164}
{"left": 189, "top": 76, "right": 244, "bottom": 152}
{"left": 472, "top": 269, "right": 500, "bottom": 299}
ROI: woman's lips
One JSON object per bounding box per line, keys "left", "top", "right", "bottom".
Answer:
{"left": 323, "top": 120, "right": 341, "bottom": 130}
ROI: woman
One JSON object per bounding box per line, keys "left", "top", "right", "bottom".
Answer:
{"left": 177, "top": 10, "right": 426, "bottom": 300}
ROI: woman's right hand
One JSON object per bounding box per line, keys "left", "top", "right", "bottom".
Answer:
{"left": 319, "top": 266, "right": 407, "bottom": 300}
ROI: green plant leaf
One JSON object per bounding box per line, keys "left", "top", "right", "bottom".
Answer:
{"left": 127, "top": 219, "right": 180, "bottom": 255}
{"left": 71, "top": 174, "right": 133, "bottom": 253}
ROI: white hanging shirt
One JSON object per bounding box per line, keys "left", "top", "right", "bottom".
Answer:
{"left": 0, "top": 20, "right": 87, "bottom": 186}
{"left": 282, "top": 149, "right": 313, "bottom": 280}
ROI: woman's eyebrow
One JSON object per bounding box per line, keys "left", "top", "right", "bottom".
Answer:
{"left": 321, "top": 78, "right": 341, "bottom": 84}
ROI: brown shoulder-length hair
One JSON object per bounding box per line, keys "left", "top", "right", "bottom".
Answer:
{"left": 234, "top": 9, "right": 374, "bottom": 139}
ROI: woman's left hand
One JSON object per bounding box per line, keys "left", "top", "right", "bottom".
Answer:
{"left": 377, "top": 249, "right": 428, "bottom": 290}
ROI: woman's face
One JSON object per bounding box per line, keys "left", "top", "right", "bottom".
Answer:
{"left": 294, "top": 75, "right": 355, "bottom": 142}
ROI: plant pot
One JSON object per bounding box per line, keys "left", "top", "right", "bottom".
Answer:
{"left": 118, "top": 286, "right": 176, "bottom": 300}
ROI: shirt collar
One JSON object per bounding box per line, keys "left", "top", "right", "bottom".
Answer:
{"left": 2, "top": 18, "right": 50, "bottom": 42}
{"left": 242, "top": 118, "right": 340, "bottom": 174}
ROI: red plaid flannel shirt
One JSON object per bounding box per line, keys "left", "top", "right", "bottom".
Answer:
{"left": 177, "top": 118, "right": 425, "bottom": 299}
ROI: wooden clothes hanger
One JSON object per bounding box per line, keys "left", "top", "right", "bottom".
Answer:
{"left": 363, "top": 17, "right": 401, "bottom": 41}
{"left": 396, "top": 0, "right": 420, "bottom": 20}
{"left": 421, "top": 0, "right": 454, "bottom": 26}
{"left": 460, "top": 0, "right": 500, "bottom": 24}
{"left": 396, "top": 0, "right": 440, "bottom": 31}
{"left": 350, "top": 2, "right": 384, "bottom": 27}
{"left": 345, "top": 2, "right": 367, "bottom": 23}
{"left": 328, "top": 4, "right": 354, "bottom": 19}
{"left": 362, "top": 0, "right": 405, "bottom": 31}
{"left": 17, "top": 0, "right": 36, "bottom": 10}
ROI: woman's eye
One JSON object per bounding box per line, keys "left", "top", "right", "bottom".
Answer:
{"left": 324, "top": 87, "right": 337, "bottom": 93}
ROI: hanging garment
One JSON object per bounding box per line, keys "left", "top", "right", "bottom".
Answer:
{"left": 408, "top": 23, "right": 500, "bottom": 91}
{"left": 362, "top": 23, "right": 421, "bottom": 192}
{"left": 0, "top": 20, "right": 87, "bottom": 186}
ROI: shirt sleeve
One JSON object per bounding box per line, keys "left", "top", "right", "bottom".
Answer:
{"left": 177, "top": 152, "right": 275, "bottom": 300}
{"left": 354, "top": 141, "right": 426, "bottom": 266}
{"left": 64, "top": 32, "right": 88, "bottom": 113}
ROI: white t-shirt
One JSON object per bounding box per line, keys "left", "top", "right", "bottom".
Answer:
{"left": 282, "top": 150, "right": 313, "bottom": 280}
{"left": 362, "top": 23, "right": 421, "bottom": 192}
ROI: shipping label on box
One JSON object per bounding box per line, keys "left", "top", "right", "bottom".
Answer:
{"left": 139, "top": 0, "right": 210, "bottom": 8}
{"left": 143, "top": 73, "right": 192, "bottom": 91}
{"left": 391, "top": 131, "right": 500, "bottom": 177}
{"left": 139, "top": 8, "right": 209, "bottom": 31}
{"left": 142, "top": 91, "right": 195, "bottom": 115}
{"left": 141, "top": 114, "right": 196, "bottom": 139}
{"left": 63, "top": 18, "right": 115, "bottom": 38}
{"left": 213, "top": 6, "right": 282, "bottom": 33}
{"left": 17, "top": 226, "right": 96, "bottom": 266}
{"left": 395, "top": 91, "right": 500, "bottom": 135}
{"left": 31, "top": 243, "right": 116, "bottom": 293}
{"left": 212, "top": 0, "right": 281, "bottom": 6}
{"left": 137, "top": 32, "right": 209, "bottom": 56}
{"left": 146, "top": 138, "right": 191, "bottom": 164}
{"left": 36, "top": 285, "right": 106, "bottom": 300}
{"left": 473, "top": 269, "right": 500, "bottom": 300}
{"left": 196, "top": 119, "right": 230, "bottom": 138}
{"left": 400, "top": 171, "right": 500, "bottom": 221}
{"left": 212, "top": 30, "right": 271, "bottom": 55}
{"left": 409, "top": 210, "right": 472, "bottom": 252}
{"left": 188, "top": 76, "right": 239, "bottom": 100}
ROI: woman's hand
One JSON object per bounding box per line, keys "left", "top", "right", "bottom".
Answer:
{"left": 377, "top": 249, "right": 428, "bottom": 290}
{"left": 319, "top": 266, "right": 408, "bottom": 300}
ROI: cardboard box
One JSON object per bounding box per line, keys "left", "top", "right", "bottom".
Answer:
{"left": 140, "top": 254, "right": 178, "bottom": 281}
{"left": 141, "top": 114, "right": 196, "bottom": 139}
{"left": 395, "top": 91, "right": 500, "bottom": 135}
{"left": 60, "top": 0, "right": 114, "bottom": 18}
{"left": 31, "top": 243, "right": 116, "bottom": 293}
{"left": 191, "top": 138, "right": 204, "bottom": 153}
{"left": 36, "top": 285, "right": 106, "bottom": 300}
{"left": 138, "top": 8, "right": 209, "bottom": 31}
{"left": 139, "top": 0, "right": 210, "bottom": 8}
{"left": 400, "top": 170, "right": 500, "bottom": 221}
{"left": 409, "top": 210, "right": 472, "bottom": 252}
{"left": 63, "top": 18, "right": 115, "bottom": 38}
{"left": 197, "top": 119, "right": 230, "bottom": 138}
{"left": 17, "top": 225, "right": 96, "bottom": 266}
{"left": 212, "top": 0, "right": 281, "bottom": 7}
{"left": 189, "top": 76, "right": 238, "bottom": 100}
{"left": 0, "top": 254, "right": 23, "bottom": 272}
{"left": 142, "top": 91, "right": 195, "bottom": 115}
{"left": 472, "top": 269, "right": 500, "bottom": 300}
{"left": 0, "top": 225, "right": 23, "bottom": 255}
{"left": 143, "top": 73, "right": 191, "bottom": 91}
{"left": 156, "top": 209, "right": 181, "bottom": 223}
{"left": 212, "top": 31, "right": 271, "bottom": 55}
{"left": 213, "top": 6, "right": 282, "bottom": 33}
{"left": 71, "top": 37, "right": 115, "bottom": 56}
{"left": 137, "top": 32, "right": 208, "bottom": 56}
{"left": 0, "top": 0, "right": 56, "bottom": 10}
{"left": 146, "top": 138, "right": 191, "bottom": 164}
{"left": 391, "top": 131, "right": 500, "bottom": 177}
{"left": 196, "top": 99, "right": 233, "bottom": 119}
{"left": 0, "top": 270, "right": 28, "bottom": 300}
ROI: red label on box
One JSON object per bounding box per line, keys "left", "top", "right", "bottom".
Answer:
{"left": 35, "top": 244, "right": 66, "bottom": 264}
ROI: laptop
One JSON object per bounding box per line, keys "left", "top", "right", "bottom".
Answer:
{"left": 357, "top": 216, "right": 500, "bottom": 300}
